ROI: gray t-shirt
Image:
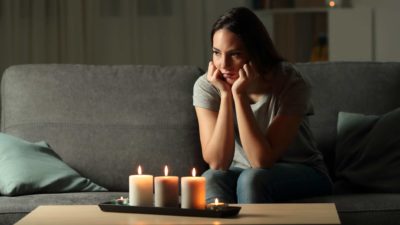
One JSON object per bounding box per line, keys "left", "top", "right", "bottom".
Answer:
{"left": 193, "top": 62, "right": 328, "bottom": 175}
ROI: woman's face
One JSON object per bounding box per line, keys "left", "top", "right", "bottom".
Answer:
{"left": 212, "top": 29, "right": 250, "bottom": 85}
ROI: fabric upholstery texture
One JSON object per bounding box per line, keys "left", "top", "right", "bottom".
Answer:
{"left": 2, "top": 62, "right": 400, "bottom": 225}
{"left": 293, "top": 194, "right": 400, "bottom": 225}
{"left": 296, "top": 62, "right": 400, "bottom": 178}
{"left": 335, "top": 108, "right": 400, "bottom": 192}
{"left": 1, "top": 64, "right": 207, "bottom": 191}
{"left": 0, "top": 133, "right": 106, "bottom": 196}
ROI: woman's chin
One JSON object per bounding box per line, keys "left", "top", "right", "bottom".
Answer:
{"left": 225, "top": 77, "right": 238, "bottom": 85}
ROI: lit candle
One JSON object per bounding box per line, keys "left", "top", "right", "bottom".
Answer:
{"left": 154, "top": 165, "right": 179, "bottom": 207}
{"left": 207, "top": 198, "right": 227, "bottom": 210}
{"left": 114, "top": 196, "right": 128, "bottom": 205}
{"left": 129, "top": 165, "right": 153, "bottom": 206}
{"left": 181, "top": 168, "right": 206, "bottom": 209}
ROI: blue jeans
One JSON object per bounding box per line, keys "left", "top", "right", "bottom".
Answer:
{"left": 202, "top": 163, "right": 332, "bottom": 203}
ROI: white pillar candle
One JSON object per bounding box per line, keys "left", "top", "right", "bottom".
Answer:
{"left": 129, "top": 165, "right": 153, "bottom": 206}
{"left": 154, "top": 165, "right": 179, "bottom": 207}
{"left": 181, "top": 168, "right": 206, "bottom": 209}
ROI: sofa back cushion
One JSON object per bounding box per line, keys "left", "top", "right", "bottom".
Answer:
{"left": 0, "top": 133, "right": 107, "bottom": 196}
{"left": 335, "top": 108, "right": 400, "bottom": 193}
{"left": 1, "top": 64, "right": 207, "bottom": 191}
{"left": 296, "top": 62, "right": 400, "bottom": 178}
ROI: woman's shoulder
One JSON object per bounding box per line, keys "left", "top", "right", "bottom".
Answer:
{"left": 277, "top": 62, "right": 310, "bottom": 87}
{"left": 268, "top": 61, "right": 311, "bottom": 98}
{"left": 193, "top": 73, "right": 219, "bottom": 95}
{"left": 194, "top": 72, "right": 208, "bottom": 86}
{"left": 271, "top": 62, "right": 314, "bottom": 116}
{"left": 193, "top": 72, "right": 221, "bottom": 111}
{"left": 193, "top": 73, "right": 218, "bottom": 93}
{"left": 278, "top": 61, "right": 300, "bottom": 77}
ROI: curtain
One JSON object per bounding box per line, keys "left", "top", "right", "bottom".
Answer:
{"left": 0, "top": 0, "right": 87, "bottom": 72}
{"left": 0, "top": 0, "right": 249, "bottom": 75}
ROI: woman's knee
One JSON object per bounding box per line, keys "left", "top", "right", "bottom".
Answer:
{"left": 202, "top": 169, "right": 228, "bottom": 182}
{"left": 236, "top": 168, "right": 272, "bottom": 203}
{"left": 237, "top": 168, "right": 269, "bottom": 189}
{"left": 202, "top": 168, "right": 241, "bottom": 203}
{"left": 202, "top": 168, "right": 242, "bottom": 188}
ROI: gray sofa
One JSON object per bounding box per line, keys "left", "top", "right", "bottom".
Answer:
{"left": 0, "top": 62, "right": 399, "bottom": 225}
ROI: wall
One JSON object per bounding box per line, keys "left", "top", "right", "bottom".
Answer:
{"left": 329, "top": 0, "right": 400, "bottom": 61}
{"left": 355, "top": 0, "right": 400, "bottom": 61}
{"left": 328, "top": 8, "right": 373, "bottom": 61}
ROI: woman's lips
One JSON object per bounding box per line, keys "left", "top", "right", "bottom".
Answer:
{"left": 223, "top": 73, "right": 238, "bottom": 84}
{"left": 222, "top": 73, "right": 237, "bottom": 79}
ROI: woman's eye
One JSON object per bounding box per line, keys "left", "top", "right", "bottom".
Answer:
{"left": 213, "top": 51, "right": 220, "bottom": 56}
{"left": 231, "top": 53, "right": 241, "bottom": 58}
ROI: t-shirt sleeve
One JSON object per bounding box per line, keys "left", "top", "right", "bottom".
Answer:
{"left": 192, "top": 74, "right": 220, "bottom": 112}
{"left": 277, "top": 67, "right": 314, "bottom": 116}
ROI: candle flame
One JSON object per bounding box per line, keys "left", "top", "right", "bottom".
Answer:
{"left": 329, "top": 0, "right": 335, "bottom": 7}
{"left": 138, "top": 165, "right": 142, "bottom": 175}
{"left": 164, "top": 165, "right": 169, "bottom": 176}
{"left": 215, "top": 198, "right": 219, "bottom": 204}
{"left": 192, "top": 168, "right": 196, "bottom": 177}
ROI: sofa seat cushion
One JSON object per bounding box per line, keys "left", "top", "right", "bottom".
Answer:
{"left": 293, "top": 194, "right": 400, "bottom": 225}
{"left": 0, "top": 192, "right": 128, "bottom": 225}
{"left": 295, "top": 194, "right": 400, "bottom": 212}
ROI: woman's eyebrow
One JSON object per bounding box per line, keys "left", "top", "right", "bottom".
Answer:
{"left": 212, "top": 47, "right": 242, "bottom": 53}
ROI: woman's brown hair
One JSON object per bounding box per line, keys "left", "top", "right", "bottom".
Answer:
{"left": 211, "top": 7, "right": 285, "bottom": 75}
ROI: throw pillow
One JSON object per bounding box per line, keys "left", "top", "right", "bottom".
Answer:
{"left": 0, "top": 133, "right": 107, "bottom": 196}
{"left": 335, "top": 107, "right": 400, "bottom": 192}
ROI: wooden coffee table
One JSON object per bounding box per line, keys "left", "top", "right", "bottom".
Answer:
{"left": 15, "top": 203, "right": 341, "bottom": 225}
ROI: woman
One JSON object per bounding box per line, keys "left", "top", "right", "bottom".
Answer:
{"left": 193, "top": 7, "right": 332, "bottom": 203}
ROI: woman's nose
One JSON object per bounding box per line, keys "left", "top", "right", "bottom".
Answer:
{"left": 221, "top": 56, "right": 231, "bottom": 69}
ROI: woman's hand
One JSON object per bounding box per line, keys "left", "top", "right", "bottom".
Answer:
{"left": 207, "top": 61, "right": 231, "bottom": 94}
{"left": 232, "top": 62, "right": 259, "bottom": 96}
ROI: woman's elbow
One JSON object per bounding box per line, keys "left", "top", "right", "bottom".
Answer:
{"left": 203, "top": 153, "right": 230, "bottom": 171}
{"left": 251, "top": 158, "right": 275, "bottom": 169}
{"left": 207, "top": 160, "right": 230, "bottom": 171}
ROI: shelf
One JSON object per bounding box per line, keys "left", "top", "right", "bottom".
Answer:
{"left": 254, "top": 7, "right": 347, "bottom": 15}
{"left": 253, "top": 7, "right": 330, "bottom": 62}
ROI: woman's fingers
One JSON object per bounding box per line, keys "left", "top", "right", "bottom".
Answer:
{"left": 242, "top": 65, "right": 249, "bottom": 79}
{"left": 207, "top": 61, "right": 215, "bottom": 81}
{"left": 238, "top": 67, "right": 246, "bottom": 80}
{"left": 206, "top": 61, "right": 230, "bottom": 92}
{"left": 207, "top": 61, "right": 223, "bottom": 82}
{"left": 243, "top": 62, "right": 259, "bottom": 81}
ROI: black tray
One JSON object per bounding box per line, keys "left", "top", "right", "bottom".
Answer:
{"left": 99, "top": 202, "right": 241, "bottom": 218}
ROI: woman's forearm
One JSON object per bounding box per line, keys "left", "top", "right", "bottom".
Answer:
{"left": 233, "top": 94, "right": 275, "bottom": 168}
{"left": 203, "top": 93, "right": 235, "bottom": 170}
